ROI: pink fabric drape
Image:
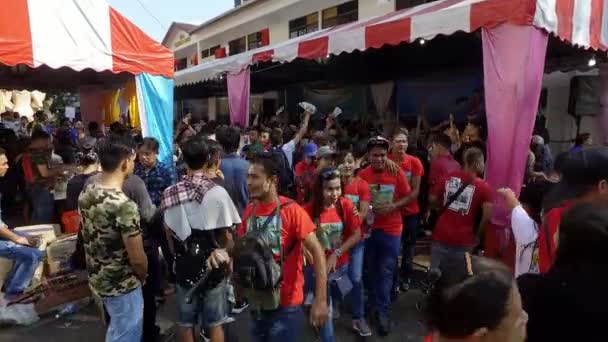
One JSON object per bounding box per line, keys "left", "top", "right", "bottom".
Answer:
{"left": 598, "top": 65, "right": 608, "bottom": 146}
{"left": 483, "top": 23, "right": 548, "bottom": 227}
{"left": 79, "top": 86, "right": 105, "bottom": 124}
{"left": 227, "top": 67, "right": 251, "bottom": 129}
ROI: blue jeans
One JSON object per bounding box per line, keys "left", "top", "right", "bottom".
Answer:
{"left": 348, "top": 241, "right": 365, "bottom": 320}
{"left": 430, "top": 241, "right": 473, "bottom": 272}
{"left": 366, "top": 230, "right": 401, "bottom": 319}
{"left": 303, "top": 265, "right": 349, "bottom": 342}
{"left": 26, "top": 185, "right": 54, "bottom": 224}
{"left": 251, "top": 305, "right": 305, "bottom": 342}
{"left": 102, "top": 286, "right": 144, "bottom": 342}
{"left": 0, "top": 235, "right": 43, "bottom": 294}
{"left": 176, "top": 280, "right": 234, "bottom": 328}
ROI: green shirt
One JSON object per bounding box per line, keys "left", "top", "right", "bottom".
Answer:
{"left": 79, "top": 184, "right": 141, "bottom": 297}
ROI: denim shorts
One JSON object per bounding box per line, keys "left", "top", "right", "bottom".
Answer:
{"left": 176, "top": 280, "right": 234, "bottom": 328}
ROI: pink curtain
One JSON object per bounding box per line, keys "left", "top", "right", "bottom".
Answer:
{"left": 483, "top": 23, "right": 548, "bottom": 227}
{"left": 227, "top": 67, "right": 251, "bottom": 129}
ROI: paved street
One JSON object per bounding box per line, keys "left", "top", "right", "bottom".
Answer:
{"left": 0, "top": 289, "right": 427, "bottom": 342}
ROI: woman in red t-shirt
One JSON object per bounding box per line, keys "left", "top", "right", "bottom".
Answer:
{"left": 338, "top": 151, "right": 373, "bottom": 336}
{"left": 304, "top": 167, "right": 361, "bottom": 342}
{"left": 426, "top": 254, "right": 528, "bottom": 342}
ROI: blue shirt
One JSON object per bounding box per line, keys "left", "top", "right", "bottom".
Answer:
{"left": 134, "top": 160, "right": 176, "bottom": 207}
{"left": 219, "top": 153, "right": 249, "bottom": 216}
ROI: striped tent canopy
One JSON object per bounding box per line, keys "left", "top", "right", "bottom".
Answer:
{"left": 176, "top": 0, "right": 607, "bottom": 86}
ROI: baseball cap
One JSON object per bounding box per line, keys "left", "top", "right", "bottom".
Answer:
{"left": 316, "top": 146, "right": 337, "bottom": 159}
{"left": 303, "top": 143, "right": 318, "bottom": 158}
{"left": 543, "top": 147, "right": 608, "bottom": 210}
{"left": 367, "top": 136, "right": 390, "bottom": 151}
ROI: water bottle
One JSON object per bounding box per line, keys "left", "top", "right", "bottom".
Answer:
{"left": 55, "top": 303, "right": 79, "bottom": 319}
{"left": 366, "top": 205, "right": 375, "bottom": 227}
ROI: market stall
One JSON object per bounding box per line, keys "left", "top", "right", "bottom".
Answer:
{"left": 0, "top": 0, "right": 174, "bottom": 321}
{"left": 0, "top": 0, "right": 175, "bottom": 162}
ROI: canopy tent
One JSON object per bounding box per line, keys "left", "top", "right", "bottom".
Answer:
{"left": 0, "top": 0, "right": 175, "bottom": 162}
{"left": 175, "top": 0, "right": 608, "bottom": 86}
{"left": 174, "top": 0, "right": 608, "bottom": 268}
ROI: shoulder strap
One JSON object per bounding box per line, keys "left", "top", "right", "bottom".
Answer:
{"left": 437, "top": 177, "right": 474, "bottom": 218}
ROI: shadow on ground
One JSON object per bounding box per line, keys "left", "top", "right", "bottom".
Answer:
{"left": 0, "top": 289, "right": 427, "bottom": 342}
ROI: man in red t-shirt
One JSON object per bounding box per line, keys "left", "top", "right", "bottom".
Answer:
{"left": 357, "top": 136, "right": 411, "bottom": 336}
{"left": 390, "top": 128, "right": 424, "bottom": 291}
{"left": 428, "top": 133, "right": 461, "bottom": 188}
{"left": 295, "top": 143, "right": 318, "bottom": 204}
{"left": 211, "top": 152, "right": 328, "bottom": 342}
{"left": 538, "top": 147, "right": 608, "bottom": 273}
{"left": 429, "top": 147, "right": 493, "bottom": 271}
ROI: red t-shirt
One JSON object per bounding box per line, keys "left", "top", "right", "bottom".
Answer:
{"left": 238, "top": 196, "right": 316, "bottom": 307}
{"left": 390, "top": 154, "right": 424, "bottom": 216}
{"left": 538, "top": 201, "right": 573, "bottom": 274}
{"left": 431, "top": 171, "right": 493, "bottom": 247}
{"left": 342, "top": 177, "right": 371, "bottom": 210}
{"left": 358, "top": 166, "right": 411, "bottom": 236}
{"left": 343, "top": 177, "right": 372, "bottom": 236}
{"left": 429, "top": 154, "right": 461, "bottom": 188}
{"left": 295, "top": 161, "right": 316, "bottom": 204}
{"left": 304, "top": 197, "right": 361, "bottom": 267}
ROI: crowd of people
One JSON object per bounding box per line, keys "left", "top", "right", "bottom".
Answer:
{"left": 0, "top": 104, "right": 607, "bottom": 342}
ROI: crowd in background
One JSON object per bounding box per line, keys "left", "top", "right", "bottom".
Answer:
{"left": 0, "top": 104, "right": 606, "bottom": 342}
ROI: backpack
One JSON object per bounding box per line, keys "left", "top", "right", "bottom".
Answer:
{"left": 271, "top": 146, "right": 296, "bottom": 198}
{"left": 233, "top": 200, "right": 295, "bottom": 291}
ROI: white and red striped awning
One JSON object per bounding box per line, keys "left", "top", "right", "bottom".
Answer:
{"left": 0, "top": 0, "right": 174, "bottom": 79}
{"left": 176, "top": 0, "right": 608, "bottom": 86}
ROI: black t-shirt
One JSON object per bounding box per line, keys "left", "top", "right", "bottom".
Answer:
{"left": 65, "top": 173, "right": 95, "bottom": 211}
{"left": 518, "top": 269, "right": 608, "bottom": 342}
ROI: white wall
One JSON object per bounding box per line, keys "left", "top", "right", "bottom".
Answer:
{"left": 359, "top": 0, "right": 395, "bottom": 18}
{"left": 178, "top": 0, "right": 397, "bottom": 60}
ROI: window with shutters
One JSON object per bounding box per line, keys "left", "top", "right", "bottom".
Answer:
{"left": 289, "top": 13, "right": 319, "bottom": 38}
{"left": 322, "top": 0, "right": 358, "bottom": 29}
{"left": 229, "top": 37, "right": 247, "bottom": 56}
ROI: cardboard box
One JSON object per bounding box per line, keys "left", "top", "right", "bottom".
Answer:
{"left": 0, "top": 224, "right": 59, "bottom": 290}
{"left": 33, "top": 271, "right": 91, "bottom": 315}
{"left": 45, "top": 234, "right": 77, "bottom": 277}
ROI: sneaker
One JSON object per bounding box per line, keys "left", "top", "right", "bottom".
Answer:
{"left": 200, "top": 329, "right": 211, "bottom": 342}
{"left": 377, "top": 315, "right": 392, "bottom": 336}
{"left": 352, "top": 319, "right": 373, "bottom": 337}
{"left": 231, "top": 299, "right": 249, "bottom": 314}
{"left": 399, "top": 280, "right": 411, "bottom": 292}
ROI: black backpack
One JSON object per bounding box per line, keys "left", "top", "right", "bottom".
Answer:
{"left": 270, "top": 146, "right": 296, "bottom": 198}
{"left": 233, "top": 201, "right": 296, "bottom": 290}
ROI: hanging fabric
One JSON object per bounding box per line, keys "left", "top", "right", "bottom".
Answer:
{"left": 227, "top": 67, "right": 251, "bottom": 129}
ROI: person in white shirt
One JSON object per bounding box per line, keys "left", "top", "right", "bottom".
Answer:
{"left": 279, "top": 107, "right": 313, "bottom": 169}
{"left": 162, "top": 137, "right": 241, "bottom": 342}
{"left": 497, "top": 188, "right": 540, "bottom": 277}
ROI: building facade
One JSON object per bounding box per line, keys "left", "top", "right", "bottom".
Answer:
{"left": 163, "top": 0, "right": 435, "bottom": 72}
